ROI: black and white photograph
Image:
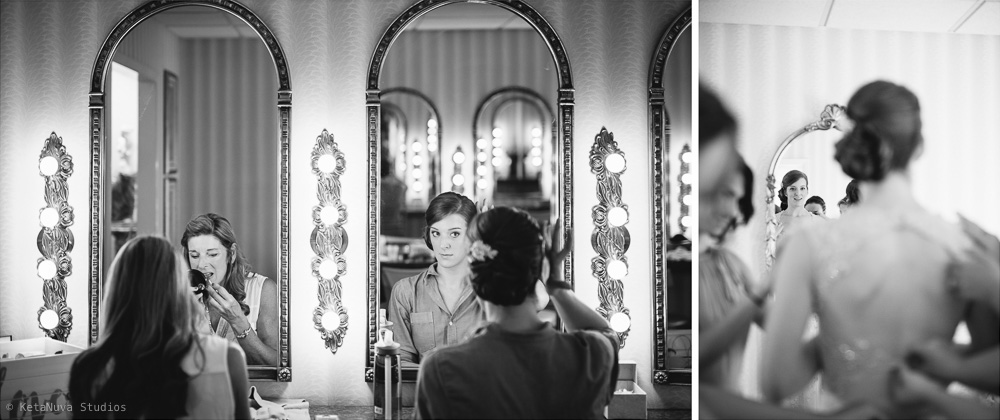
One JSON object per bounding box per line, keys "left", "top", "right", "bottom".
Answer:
{"left": 699, "top": 1, "right": 1000, "bottom": 418}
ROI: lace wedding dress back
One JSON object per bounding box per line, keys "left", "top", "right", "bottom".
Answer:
{"left": 805, "top": 205, "right": 971, "bottom": 413}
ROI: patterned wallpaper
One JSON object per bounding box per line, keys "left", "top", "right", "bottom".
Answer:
{"left": 0, "top": 0, "right": 691, "bottom": 409}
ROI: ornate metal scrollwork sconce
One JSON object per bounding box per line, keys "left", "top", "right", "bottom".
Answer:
{"left": 589, "top": 127, "right": 631, "bottom": 347}
{"left": 311, "top": 129, "right": 349, "bottom": 353}
{"left": 36, "top": 132, "right": 75, "bottom": 341}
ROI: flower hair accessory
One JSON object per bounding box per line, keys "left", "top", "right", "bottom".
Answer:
{"left": 468, "top": 240, "right": 498, "bottom": 263}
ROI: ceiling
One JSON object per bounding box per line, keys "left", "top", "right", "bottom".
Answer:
{"left": 150, "top": 3, "right": 531, "bottom": 39}
{"left": 701, "top": 0, "right": 1000, "bottom": 36}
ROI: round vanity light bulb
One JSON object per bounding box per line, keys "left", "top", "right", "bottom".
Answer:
{"left": 37, "top": 259, "right": 57, "bottom": 280}
{"left": 491, "top": 127, "right": 502, "bottom": 138}
{"left": 452, "top": 151, "right": 466, "bottom": 164}
{"left": 321, "top": 310, "right": 340, "bottom": 331}
{"left": 39, "top": 309, "right": 59, "bottom": 330}
{"left": 412, "top": 155, "right": 424, "bottom": 166}
{"left": 609, "top": 312, "right": 631, "bottom": 333}
{"left": 607, "top": 259, "right": 628, "bottom": 280}
{"left": 491, "top": 138, "right": 503, "bottom": 148}
{"left": 427, "top": 126, "right": 438, "bottom": 136}
{"left": 413, "top": 181, "right": 424, "bottom": 193}
{"left": 531, "top": 137, "right": 542, "bottom": 147}
{"left": 39, "top": 156, "right": 59, "bottom": 176}
{"left": 412, "top": 168, "right": 424, "bottom": 179}
{"left": 426, "top": 140, "right": 438, "bottom": 152}
{"left": 427, "top": 119, "right": 438, "bottom": 129}
{"left": 681, "top": 173, "right": 693, "bottom": 185}
{"left": 318, "top": 259, "right": 337, "bottom": 280}
{"left": 476, "top": 138, "right": 488, "bottom": 150}
{"left": 477, "top": 179, "right": 489, "bottom": 190}
{"left": 531, "top": 127, "right": 542, "bottom": 138}
{"left": 39, "top": 207, "right": 59, "bottom": 228}
{"left": 320, "top": 206, "right": 340, "bottom": 225}
{"left": 492, "top": 148, "right": 503, "bottom": 157}
{"left": 608, "top": 207, "right": 629, "bottom": 227}
{"left": 680, "top": 215, "right": 691, "bottom": 228}
{"left": 317, "top": 154, "right": 337, "bottom": 174}
{"left": 452, "top": 174, "right": 465, "bottom": 186}
{"left": 531, "top": 157, "right": 543, "bottom": 167}
{"left": 399, "top": 143, "right": 407, "bottom": 153}
{"left": 411, "top": 141, "right": 424, "bottom": 153}
{"left": 530, "top": 147, "right": 542, "bottom": 156}
{"left": 681, "top": 151, "right": 692, "bottom": 164}
{"left": 491, "top": 157, "right": 504, "bottom": 167}
{"left": 605, "top": 153, "right": 626, "bottom": 174}
{"left": 396, "top": 161, "right": 406, "bottom": 174}
{"left": 682, "top": 194, "right": 693, "bottom": 206}
{"left": 477, "top": 152, "right": 488, "bottom": 163}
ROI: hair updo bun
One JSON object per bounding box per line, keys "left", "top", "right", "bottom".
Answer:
{"left": 835, "top": 81, "right": 922, "bottom": 181}
{"left": 467, "top": 207, "right": 544, "bottom": 306}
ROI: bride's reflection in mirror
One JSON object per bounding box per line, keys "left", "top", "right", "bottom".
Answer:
{"left": 106, "top": 5, "right": 279, "bottom": 366}
{"left": 377, "top": 2, "right": 559, "bottom": 369}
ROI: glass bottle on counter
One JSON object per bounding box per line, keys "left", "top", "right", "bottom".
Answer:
{"left": 374, "top": 309, "right": 401, "bottom": 420}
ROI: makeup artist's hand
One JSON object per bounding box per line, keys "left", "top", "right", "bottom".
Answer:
{"left": 204, "top": 282, "right": 251, "bottom": 331}
{"left": 905, "top": 339, "right": 965, "bottom": 383}
{"left": 888, "top": 364, "right": 945, "bottom": 410}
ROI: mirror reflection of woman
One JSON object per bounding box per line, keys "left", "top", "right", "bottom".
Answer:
{"left": 775, "top": 170, "right": 822, "bottom": 240}
{"left": 182, "top": 213, "right": 278, "bottom": 365}
{"left": 388, "top": 192, "right": 483, "bottom": 364}
{"left": 69, "top": 236, "right": 250, "bottom": 419}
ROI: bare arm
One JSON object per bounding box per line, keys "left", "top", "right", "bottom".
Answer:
{"left": 243, "top": 277, "right": 278, "bottom": 365}
{"left": 761, "top": 232, "right": 821, "bottom": 402}
{"left": 227, "top": 345, "right": 251, "bottom": 420}
{"left": 700, "top": 298, "right": 760, "bottom": 370}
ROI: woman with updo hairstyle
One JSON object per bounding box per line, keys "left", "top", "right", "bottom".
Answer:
{"left": 182, "top": 213, "right": 278, "bottom": 365}
{"left": 388, "top": 192, "right": 483, "bottom": 365}
{"left": 761, "top": 81, "right": 997, "bottom": 417}
{"left": 414, "top": 207, "right": 619, "bottom": 419}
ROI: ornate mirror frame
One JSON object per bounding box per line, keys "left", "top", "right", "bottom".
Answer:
{"left": 470, "top": 86, "right": 555, "bottom": 202}
{"left": 648, "top": 7, "right": 691, "bottom": 385}
{"left": 763, "top": 104, "right": 846, "bottom": 271}
{"left": 366, "top": 0, "right": 574, "bottom": 380}
{"left": 88, "top": 0, "right": 292, "bottom": 381}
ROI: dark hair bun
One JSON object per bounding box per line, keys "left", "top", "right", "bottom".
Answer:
{"left": 468, "top": 207, "right": 544, "bottom": 306}
{"left": 834, "top": 124, "right": 891, "bottom": 181}
{"left": 835, "top": 81, "right": 922, "bottom": 181}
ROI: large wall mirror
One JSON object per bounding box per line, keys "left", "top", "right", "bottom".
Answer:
{"left": 649, "top": 8, "right": 691, "bottom": 385}
{"left": 764, "top": 104, "right": 848, "bottom": 271}
{"left": 367, "top": 0, "right": 574, "bottom": 380}
{"left": 89, "top": 0, "right": 291, "bottom": 381}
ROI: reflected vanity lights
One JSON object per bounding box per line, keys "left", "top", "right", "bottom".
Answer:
{"left": 475, "top": 137, "right": 490, "bottom": 193}
{"left": 529, "top": 127, "right": 543, "bottom": 167}
{"left": 451, "top": 146, "right": 466, "bottom": 193}
{"left": 426, "top": 118, "right": 438, "bottom": 152}
{"left": 678, "top": 144, "right": 692, "bottom": 232}
{"left": 36, "top": 132, "right": 75, "bottom": 340}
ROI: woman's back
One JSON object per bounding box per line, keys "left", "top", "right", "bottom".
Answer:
{"left": 803, "top": 204, "right": 970, "bottom": 412}
{"left": 181, "top": 334, "right": 237, "bottom": 419}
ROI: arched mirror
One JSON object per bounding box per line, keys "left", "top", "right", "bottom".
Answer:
{"left": 649, "top": 8, "right": 691, "bottom": 385}
{"left": 367, "top": 0, "right": 573, "bottom": 380}
{"left": 471, "top": 86, "right": 555, "bottom": 221}
{"left": 89, "top": 0, "right": 291, "bottom": 381}
{"left": 764, "top": 105, "right": 848, "bottom": 270}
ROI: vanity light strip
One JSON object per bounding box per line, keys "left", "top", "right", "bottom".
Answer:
{"left": 589, "top": 127, "right": 631, "bottom": 348}
{"left": 36, "top": 132, "right": 75, "bottom": 341}
{"left": 310, "top": 129, "right": 349, "bottom": 354}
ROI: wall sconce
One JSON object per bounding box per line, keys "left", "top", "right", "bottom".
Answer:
{"left": 310, "top": 129, "right": 349, "bottom": 354}
{"left": 37, "top": 132, "right": 74, "bottom": 341}
{"left": 451, "top": 146, "right": 466, "bottom": 193}
{"left": 678, "top": 144, "right": 692, "bottom": 232}
{"left": 589, "top": 127, "right": 630, "bottom": 347}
